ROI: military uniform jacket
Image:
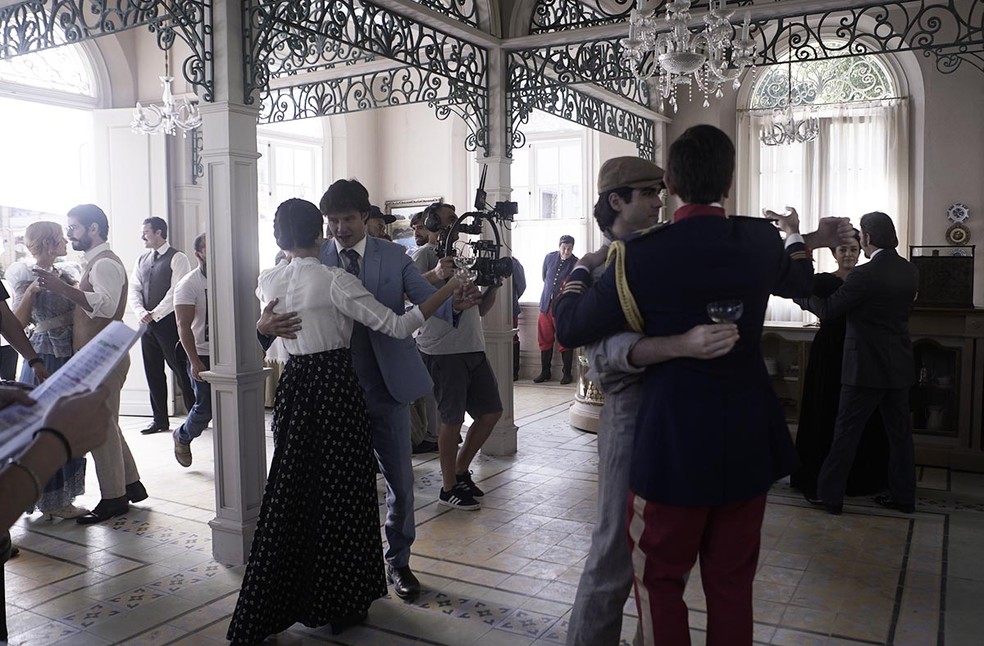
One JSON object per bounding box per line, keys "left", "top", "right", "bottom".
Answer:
{"left": 555, "top": 213, "right": 814, "bottom": 506}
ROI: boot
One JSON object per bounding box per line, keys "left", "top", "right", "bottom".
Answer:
{"left": 560, "top": 349, "right": 574, "bottom": 385}
{"left": 513, "top": 342, "right": 521, "bottom": 381}
{"left": 533, "top": 349, "right": 553, "bottom": 383}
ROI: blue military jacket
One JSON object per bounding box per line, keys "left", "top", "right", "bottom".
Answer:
{"left": 555, "top": 213, "right": 814, "bottom": 506}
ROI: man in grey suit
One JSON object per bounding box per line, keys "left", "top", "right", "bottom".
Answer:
{"left": 806, "top": 211, "right": 919, "bottom": 515}
{"left": 258, "top": 179, "right": 475, "bottom": 599}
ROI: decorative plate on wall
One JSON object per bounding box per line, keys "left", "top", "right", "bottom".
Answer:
{"left": 946, "top": 203, "right": 970, "bottom": 224}
{"left": 946, "top": 222, "right": 971, "bottom": 245}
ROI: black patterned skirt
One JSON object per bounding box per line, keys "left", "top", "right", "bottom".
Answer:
{"left": 227, "top": 348, "right": 387, "bottom": 645}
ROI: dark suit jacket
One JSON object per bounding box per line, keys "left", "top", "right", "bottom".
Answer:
{"left": 320, "top": 236, "right": 453, "bottom": 404}
{"left": 555, "top": 214, "right": 814, "bottom": 506}
{"left": 806, "top": 248, "right": 918, "bottom": 389}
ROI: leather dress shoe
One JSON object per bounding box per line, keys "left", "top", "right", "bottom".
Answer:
{"left": 77, "top": 497, "right": 129, "bottom": 524}
{"left": 140, "top": 422, "right": 169, "bottom": 435}
{"left": 126, "top": 481, "right": 149, "bottom": 503}
{"left": 386, "top": 563, "right": 421, "bottom": 600}
{"left": 412, "top": 440, "right": 438, "bottom": 455}
{"left": 874, "top": 494, "right": 915, "bottom": 514}
{"left": 805, "top": 494, "right": 842, "bottom": 515}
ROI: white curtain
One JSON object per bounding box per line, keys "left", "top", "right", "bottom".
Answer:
{"left": 737, "top": 99, "right": 909, "bottom": 322}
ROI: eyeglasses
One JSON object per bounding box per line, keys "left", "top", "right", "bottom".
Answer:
{"left": 66, "top": 223, "right": 83, "bottom": 233}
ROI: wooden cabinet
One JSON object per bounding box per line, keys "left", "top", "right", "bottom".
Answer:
{"left": 763, "top": 308, "right": 984, "bottom": 472}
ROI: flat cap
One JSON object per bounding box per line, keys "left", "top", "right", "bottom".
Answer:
{"left": 597, "top": 156, "right": 664, "bottom": 194}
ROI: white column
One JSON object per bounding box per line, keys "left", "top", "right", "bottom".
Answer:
{"left": 199, "top": 0, "right": 267, "bottom": 565}
{"left": 479, "top": 47, "right": 517, "bottom": 456}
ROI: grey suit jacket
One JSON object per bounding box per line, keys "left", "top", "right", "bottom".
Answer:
{"left": 321, "top": 236, "right": 453, "bottom": 403}
{"left": 807, "top": 248, "right": 919, "bottom": 389}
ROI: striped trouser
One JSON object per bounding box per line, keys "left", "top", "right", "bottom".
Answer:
{"left": 627, "top": 492, "right": 767, "bottom": 646}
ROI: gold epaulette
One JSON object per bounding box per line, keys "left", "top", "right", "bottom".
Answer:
{"left": 607, "top": 240, "right": 645, "bottom": 333}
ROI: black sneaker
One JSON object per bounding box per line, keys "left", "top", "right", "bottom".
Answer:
{"left": 439, "top": 483, "right": 480, "bottom": 510}
{"left": 455, "top": 470, "right": 484, "bottom": 498}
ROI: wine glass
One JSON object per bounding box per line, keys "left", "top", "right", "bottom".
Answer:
{"left": 706, "top": 299, "right": 744, "bottom": 323}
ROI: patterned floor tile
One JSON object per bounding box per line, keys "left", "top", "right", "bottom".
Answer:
{"left": 60, "top": 602, "right": 124, "bottom": 629}
{"left": 7, "top": 620, "right": 79, "bottom": 645}
{"left": 456, "top": 599, "right": 515, "bottom": 626}
{"left": 494, "top": 608, "right": 560, "bottom": 639}
{"left": 104, "top": 585, "right": 169, "bottom": 610}
{"left": 147, "top": 571, "right": 211, "bottom": 595}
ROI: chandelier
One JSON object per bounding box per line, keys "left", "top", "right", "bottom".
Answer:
{"left": 760, "top": 39, "right": 819, "bottom": 146}
{"left": 621, "top": 1, "right": 756, "bottom": 112}
{"left": 131, "top": 47, "right": 201, "bottom": 136}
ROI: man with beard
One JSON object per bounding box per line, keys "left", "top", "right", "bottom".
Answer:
{"left": 172, "top": 233, "right": 211, "bottom": 468}
{"left": 33, "top": 204, "right": 148, "bottom": 523}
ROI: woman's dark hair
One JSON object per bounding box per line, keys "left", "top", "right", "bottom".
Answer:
{"left": 828, "top": 228, "right": 861, "bottom": 255}
{"left": 860, "top": 211, "right": 899, "bottom": 249}
{"left": 319, "top": 179, "right": 370, "bottom": 217}
{"left": 274, "top": 199, "right": 323, "bottom": 250}
{"left": 664, "top": 125, "right": 735, "bottom": 204}
{"left": 593, "top": 188, "right": 634, "bottom": 235}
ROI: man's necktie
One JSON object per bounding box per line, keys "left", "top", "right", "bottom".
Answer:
{"left": 342, "top": 248, "right": 360, "bottom": 277}
{"left": 153, "top": 250, "right": 159, "bottom": 262}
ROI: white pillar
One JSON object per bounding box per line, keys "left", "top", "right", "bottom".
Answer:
{"left": 200, "top": 0, "right": 267, "bottom": 565}
{"left": 479, "top": 47, "right": 517, "bottom": 456}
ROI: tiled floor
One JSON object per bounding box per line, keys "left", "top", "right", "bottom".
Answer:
{"left": 5, "top": 382, "right": 984, "bottom": 645}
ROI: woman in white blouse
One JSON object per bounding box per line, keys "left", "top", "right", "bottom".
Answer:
{"left": 228, "top": 198, "right": 458, "bottom": 645}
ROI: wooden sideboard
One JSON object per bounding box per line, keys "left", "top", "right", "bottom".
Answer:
{"left": 764, "top": 308, "right": 984, "bottom": 472}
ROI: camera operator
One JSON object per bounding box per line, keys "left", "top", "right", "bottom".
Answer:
{"left": 415, "top": 200, "right": 500, "bottom": 511}
{"left": 415, "top": 203, "right": 457, "bottom": 286}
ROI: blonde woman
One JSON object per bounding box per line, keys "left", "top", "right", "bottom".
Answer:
{"left": 8, "top": 221, "right": 88, "bottom": 519}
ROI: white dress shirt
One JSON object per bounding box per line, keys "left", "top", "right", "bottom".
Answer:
{"left": 332, "top": 235, "right": 368, "bottom": 272}
{"left": 256, "top": 257, "right": 425, "bottom": 356}
{"left": 128, "top": 241, "right": 193, "bottom": 321}
{"left": 82, "top": 242, "right": 128, "bottom": 320}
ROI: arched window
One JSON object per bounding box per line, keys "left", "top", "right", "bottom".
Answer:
{"left": 737, "top": 49, "right": 909, "bottom": 322}
{"left": 0, "top": 44, "right": 99, "bottom": 270}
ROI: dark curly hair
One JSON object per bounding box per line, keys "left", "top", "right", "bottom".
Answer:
{"left": 274, "top": 199, "right": 323, "bottom": 250}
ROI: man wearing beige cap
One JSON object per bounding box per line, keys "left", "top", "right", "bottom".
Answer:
{"left": 565, "top": 156, "right": 740, "bottom": 646}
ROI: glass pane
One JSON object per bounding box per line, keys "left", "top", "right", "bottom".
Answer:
{"left": 535, "top": 144, "right": 559, "bottom": 186}
{"left": 0, "top": 45, "right": 95, "bottom": 97}
{"left": 558, "top": 141, "right": 581, "bottom": 184}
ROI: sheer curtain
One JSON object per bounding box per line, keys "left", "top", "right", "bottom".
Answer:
{"left": 737, "top": 99, "right": 909, "bottom": 322}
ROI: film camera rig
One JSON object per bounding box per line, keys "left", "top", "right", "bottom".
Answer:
{"left": 428, "top": 166, "right": 517, "bottom": 287}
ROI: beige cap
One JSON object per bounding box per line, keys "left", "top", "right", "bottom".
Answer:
{"left": 597, "top": 156, "right": 664, "bottom": 194}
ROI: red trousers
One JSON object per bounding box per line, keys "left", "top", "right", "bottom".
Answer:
{"left": 627, "top": 492, "right": 767, "bottom": 646}
{"left": 536, "top": 308, "right": 568, "bottom": 352}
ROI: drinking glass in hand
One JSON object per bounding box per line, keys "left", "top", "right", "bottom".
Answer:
{"left": 706, "top": 299, "right": 744, "bottom": 323}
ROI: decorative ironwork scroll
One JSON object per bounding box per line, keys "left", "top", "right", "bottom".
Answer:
{"left": 509, "top": 41, "right": 650, "bottom": 108}
{"left": 190, "top": 127, "right": 204, "bottom": 184}
{"left": 528, "top": 0, "right": 769, "bottom": 34}
{"left": 260, "top": 66, "right": 488, "bottom": 152}
{"left": 0, "top": 0, "right": 213, "bottom": 100}
{"left": 510, "top": 83, "right": 654, "bottom": 161}
{"left": 746, "top": 1, "right": 984, "bottom": 75}
{"left": 244, "top": 0, "right": 490, "bottom": 152}
{"left": 412, "top": 0, "right": 479, "bottom": 29}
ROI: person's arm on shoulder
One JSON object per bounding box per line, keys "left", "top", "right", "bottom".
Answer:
{"left": 402, "top": 253, "right": 456, "bottom": 324}
{"left": 331, "top": 271, "right": 457, "bottom": 339}
{"left": 554, "top": 264, "right": 628, "bottom": 349}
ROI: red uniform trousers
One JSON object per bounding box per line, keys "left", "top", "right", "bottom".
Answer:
{"left": 627, "top": 491, "right": 767, "bottom": 646}
{"left": 536, "top": 304, "right": 569, "bottom": 352}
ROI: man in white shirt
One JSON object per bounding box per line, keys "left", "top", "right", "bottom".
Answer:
{"left": 172, "top": 233, "right": 210, "bottom": 468}
{"left": 34, "top": 204, "right": 147, "bottom": 523}
{"left": 128, "top": 217, "right": 194, "bottom": 435}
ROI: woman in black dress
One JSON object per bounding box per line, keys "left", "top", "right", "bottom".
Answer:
{"left": 227, "top": 199, "right": 459, "bottom": 644}
{"left": 792, "top": 231, "right": 889, "bottom": 497}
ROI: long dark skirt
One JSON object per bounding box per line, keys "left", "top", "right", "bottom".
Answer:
{"left": 227, "top": 349, "right": 387, "bottom": 645}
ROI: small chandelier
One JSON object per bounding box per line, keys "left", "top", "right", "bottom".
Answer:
{"left": 131, "top": 47, "right": 201, "bottom": 137}
{"left": 621, "top": 1, "right": 756, "bottom": 112}
{"left": 760, "top": 40, "right": 819, "bottom": 146}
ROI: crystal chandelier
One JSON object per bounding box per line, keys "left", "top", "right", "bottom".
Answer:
{"left": 621, "top": 1, "right": 756, "bottom": 112}
{"left": 131, "top": 48, "right": 201, "bottom": 137}
{"left": 760, "top": 41, "right": 819, "bottom": 146}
